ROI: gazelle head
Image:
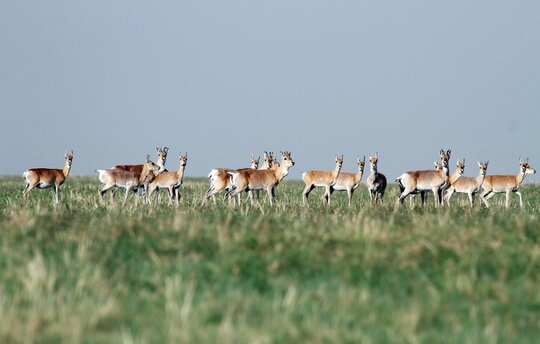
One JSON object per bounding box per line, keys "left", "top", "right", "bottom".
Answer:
{"left": 478, "top": 161, "right": 489, "bottom": 176}
{"left": 456, "top": 159, "right": 465, "bottom": 175}
{"left": 439, "top": 149, "right": 451, "bottom": 169}
{"left": 369, "top": 152, "right": 379, "bottom": 172}
{"left": 358, "top": 156, "right": 366, "bottom": 172}
{"left": 64, "top": 150, "right": 74, "bottom": 167}
{"left": 280, "top": 151, "right": 295, "bottom": 167}
{"left": 179, "top": 153, "right": 188, "bottom": 167}
{"left": 156, "top": 147, "right": 169, "bottom": 166}
{"left": 145, "top": 154, "right": 161, "bottom": 172}
{"left": 433, "top": 161, "right": 443, "bottom": 171}
{"left": 335, "top": 155, "right": 344, "bottom": 170}
{"left": 250, "top": 154, "right": 260, "bottom": 169}
{"left": 263, "top": 151, "right": 274, "bottom": 168}
{"left": 519, "top": 158, "right": 536, "bottom": 175}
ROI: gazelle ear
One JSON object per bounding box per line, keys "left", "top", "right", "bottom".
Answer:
{"left": 478, "top": 161, "right": 481, "bottom": 167}
{"left": 156, "top": 147, "right": 161, "bottom": 153}
{"left": 440, "top": 149, "right": 444, "bottom": 155}
{"left": 147, "top": 154, "right": 151, "bottom": 161}
{"left": 164, "top": 147, "right": 169, "bottom": 153}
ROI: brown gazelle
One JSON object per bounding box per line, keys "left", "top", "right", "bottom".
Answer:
{"left": 204, "top": 155, "right": 260, "bottom": 204}
{"left": 329, "top": 156, "right": 365, "bottom": 207}
{"left": 260, "top": 151, "right": 274, "bottom": 170}
{"left": 480, "top": 159, "right": 536, "bottom": 208}
{"left": 366, "top": 153, "right": 387, "bottom": 203}
{"left": 396, "top": 149, "right": 451, "bottom": 207}
{"left": 97, "top": 155, "right": 161, "bottom": 204}
{"left": 112, "top": 147, "right": 168, "bottom": 173}
{"left": 439, "top": 159, "right": 466, "bottom": 205}
{"left": 302, "top": 155, "right": 344, "bottom": 205}
{"left": 148, "top": 153, "right": 188, "bottom": 205}
{"left": 110, "top": 147, "right": 168, "bottom": 197}
{"left": 227, "top": 151, "right": 295, "bottom": 205}
{"left": 445, "top": 161, "right": 488, "bottom": 206}
{"left": 407, "top": 161, "right": 444, "bottom": 207}
{"left": 23, "top": 150, "right": 74, "bottom": 204}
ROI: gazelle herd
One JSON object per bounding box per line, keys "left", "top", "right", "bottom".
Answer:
{"left": 21, "top": 148, "right": 537, "bottom": 208}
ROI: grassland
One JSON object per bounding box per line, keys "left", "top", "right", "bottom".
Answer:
{"left": 0, "top": 176, "right": 539, "bottom": 343}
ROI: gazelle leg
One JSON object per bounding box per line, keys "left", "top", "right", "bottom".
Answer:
{"left": 123, "top": 188, "right": 130, "bottom": 205}
{"left": 515, "top": 191, "right": 523, "bottom": 207}
{"left": 445, "top": 189, "right": 454, "bottom": 205}
{"left": 302, "top": 185, "right": 314, "bottom": 205}
{"left": 54, "top": 185, "right": 60, "bottom": 204}
{"left": 347, "top": 189, "right": 352, "bottom": 207}
{"left": 420, "top": 191, "right": 427, "bottom": 206}
{"left": 480, "top": 190, "right": 491, "bottom": 208}
{"left": 467, "top": 192, "right": 474, "bottom": 207}
{"left": 505, "top": 190, "right": 511, "bottom": 208}
{"left": 270, "top": 187, "right": 276, "bottom": 205}
{"left": 23, "top": 183, "right": 36, "bottom": 202}
{"left": 398, "top": 189, "right": 414, "bottom": 205}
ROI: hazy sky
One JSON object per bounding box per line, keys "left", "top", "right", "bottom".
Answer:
{"left": 1, "top": 1, "right": 539, "bottom": 181}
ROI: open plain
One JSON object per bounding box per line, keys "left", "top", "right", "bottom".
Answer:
{"left": 1, "top": 176, "right": 539, "bottom": 343}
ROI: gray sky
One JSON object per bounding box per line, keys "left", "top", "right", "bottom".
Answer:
{"left": 1, "top": 1, "right": 539, "bottom": 181}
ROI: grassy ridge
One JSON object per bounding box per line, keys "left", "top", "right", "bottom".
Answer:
{"left": 1, "top": 176, "right": 539, "bottom": 343}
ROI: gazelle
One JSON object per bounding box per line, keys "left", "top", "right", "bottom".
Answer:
{"left": 204, "top": 155, "right": 260, "bottom": 204}
{"left": 302, "top": 155, "right": 344, "bottom": 205}
{"left": 480, "top": 159, "right": 536, "bottom": 208}
{"left": 366, "top": 153, "right": 387, "bottom": 203}
{"left": 148, "top": 153, "right": 188, "bottom": 205}
{"left": 112, "top": 147, "right": 168, "bottom": 173}
{"left": 110, "top": 147, "right": 168, "bottom": 197}
{"left": 23, "top": 150, "right": 74, "bottom": 204}
{"left": 329, "top": 156, "right": 365, "bottom": 207}
{"left": 445, "top": 161, "right": 488, "bottom": 207}
{"left": 260, "top": 151, "right": 274, "bottom": 170}
{"left": 227, "top": 151, "right": 295, "bottom": 205}
{"left": 396, "top": 149, "right": 451, "bottom": 207}
{"left": 409, "top": 159, "right": 464, "bottom": 206}
{"left": 97, "top": 155, "right": 161, "bottom": 204}
{"left": 407, "top": 161, "right": 443, "bottom": 207}
{"left": 268, "top": 152, "right": 280, "bottom": 169}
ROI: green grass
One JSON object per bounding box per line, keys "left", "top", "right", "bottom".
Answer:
{"left": 1, "top": 176, "right": 539, "bottom": 343}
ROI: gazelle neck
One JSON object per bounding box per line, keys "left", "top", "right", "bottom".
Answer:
{"left": 516, "top": 169, "right": 527, "bottom": 186}
{"left": 177, "top": 163, "right": 186, "bottom": 181}
{"left": 355, "top": 168, "right": 364, "bottom": 184}
{"left": 370, "top": 164, "right": 378, "bottom": 175}
{"left": 139, "top": 163, "right": 151, "bottom": 183}
{"left": 332, "top": 164, "right": 342, "bottom": 182}
{"left": 275, "top": 163, "right": 291, "bottom": 181}
{"left": 449, "top": 168, "right": 461, "bottom": 184}
{"left": 63, "top": 162, "right": 72, "bottom": 178}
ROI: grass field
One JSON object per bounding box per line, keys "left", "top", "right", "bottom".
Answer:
{"left": 1, "top": 176, "right": 539, "bottom": 343}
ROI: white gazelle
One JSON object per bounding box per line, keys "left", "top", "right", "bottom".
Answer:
{"left": 366, "top": 153, "right": 387, "bottom": 203}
